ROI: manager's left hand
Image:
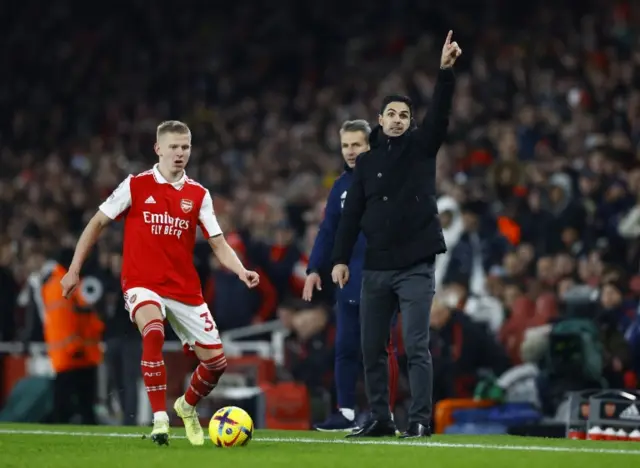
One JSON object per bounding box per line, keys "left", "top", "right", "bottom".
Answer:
{"left": 440, "top": 30, "right": 462, "bottom": 69}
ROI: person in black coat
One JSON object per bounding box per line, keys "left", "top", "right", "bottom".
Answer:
{"left": 331, "top": 31, "right": 462, "bottom": 439}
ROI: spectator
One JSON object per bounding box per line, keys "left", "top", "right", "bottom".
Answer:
{"left": 435, "top": 195, "right": 463, "bottom": 292}
{"left": 278, "top": 301, "right": 335, "bottom": 396}
{"left": 203, "top": 232, "right": 278, "bottom": 331}
{"left": 597, "top": 281, "right": 636, "bottom": 387}
{"left": 430, "top": 295, "right": 511, "bottom": 401}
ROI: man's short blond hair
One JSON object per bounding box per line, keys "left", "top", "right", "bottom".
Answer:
{"left": 156, "top": 120, "right": 191, "bottom": 140}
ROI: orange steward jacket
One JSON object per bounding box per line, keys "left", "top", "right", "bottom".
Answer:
{"left": 41, "top": 263, "right": 105, "bottom": 373}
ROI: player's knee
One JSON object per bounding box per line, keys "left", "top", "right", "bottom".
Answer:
{"left": 135, "top": 303, "right": 163, "bottom": 330}
{"left": 198, "top": 349, "right": 227, "bottom": 377}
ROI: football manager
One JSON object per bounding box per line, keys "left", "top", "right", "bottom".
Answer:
{"left": 331, "top": 31, "right": 462, "bottom": 439}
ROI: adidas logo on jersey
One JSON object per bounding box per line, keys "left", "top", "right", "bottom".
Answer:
{"left": 620, "top": 404, "right": 640, "bottom": 420}
{"left": 145, "top": 196, "right": 156, "bottom": 204}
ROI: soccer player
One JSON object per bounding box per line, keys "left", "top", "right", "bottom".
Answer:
{"left": 303, "top": 120, "right": 399, "bottom": 431}
{"left": 60, "top": 120, "right": 260, "bottom": 446}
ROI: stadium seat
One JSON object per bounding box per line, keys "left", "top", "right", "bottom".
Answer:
{"left": 262, "top": 382, "right": 311, "bottom": 430}
{"left": 226, "top": 356, "right": 277, "bottom": 385}
{"left": 433, "top": 398, "right": 495, "bottom": 434}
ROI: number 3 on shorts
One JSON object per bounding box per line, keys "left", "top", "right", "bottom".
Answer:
{"left": 199, "top": 311, "right": 215, "bottom": 332}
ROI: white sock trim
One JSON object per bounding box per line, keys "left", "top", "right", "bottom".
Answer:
{"left": 181, "top": 397, "right": 195, "bottom": 411}
{"left": 153, "top": 411, "right": 169, "bottom": 422}
{"left": 339, "top": 408, "right": 355, "bottom": 421}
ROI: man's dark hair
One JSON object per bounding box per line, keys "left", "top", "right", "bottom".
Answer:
{"left": 380, "top": 94, "right": 413, "bottom": 116}
{"left": 461, "top": 200, "right": 486, "bottom": 216}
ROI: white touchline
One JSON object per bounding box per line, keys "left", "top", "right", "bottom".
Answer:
{"left": 0, "top": 429, "right": 639, "bottom": 455}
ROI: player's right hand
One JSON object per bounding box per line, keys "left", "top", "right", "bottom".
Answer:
{"left": 302, "top": 273, "right": 322, "bottom": 301}
{"left": 331, "top": 264, "right": 350, "bottom": 289}
{"left": 239, "top": 269, "right": 260, "bottom": 288}
{"left": 60, "top": 270, "right": 80, "bottom": 298}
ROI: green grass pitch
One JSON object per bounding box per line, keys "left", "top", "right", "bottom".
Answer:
{"left": 1, "top": 423, "right": 639, "bottom": 468}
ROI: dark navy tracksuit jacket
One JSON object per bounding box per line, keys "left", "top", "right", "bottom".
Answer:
{"left": 307, "top": 165, "right": 366, "bottom": 305}
{"left": 307, "top": 165, "right": 366, "bottom": 408}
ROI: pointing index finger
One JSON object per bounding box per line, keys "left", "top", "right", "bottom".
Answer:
{"left": 445, "top": 30, "right": 453, "bottom": 46}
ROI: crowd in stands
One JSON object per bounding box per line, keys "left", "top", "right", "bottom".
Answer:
{"left": 1, "top": 0, "right": 640, "bottom": 416}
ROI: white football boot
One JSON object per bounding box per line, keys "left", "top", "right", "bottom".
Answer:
{"left": 150, "top": 414, "right": 170, "bottom": 446}
{"left": 173, "top": 395, "right": 205, "bottom": 446}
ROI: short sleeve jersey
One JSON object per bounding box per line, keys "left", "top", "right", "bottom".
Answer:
{"left": 99, "top": 165, "right": 222, "bottom": 305}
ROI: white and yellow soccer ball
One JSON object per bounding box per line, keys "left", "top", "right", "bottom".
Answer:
{"left": 208, "top": 406, "right": 254, "bottom": 447}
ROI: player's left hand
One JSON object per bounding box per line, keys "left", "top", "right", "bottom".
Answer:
{"left": 440, "top": 30, "right": 462, "bottom": 69}
{"left": 239, "top": 270, "right": 260, "bottom": 288}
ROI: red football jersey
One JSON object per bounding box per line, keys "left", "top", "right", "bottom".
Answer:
{"left": 99, "top": 164, "right": 222, "bottom": 305}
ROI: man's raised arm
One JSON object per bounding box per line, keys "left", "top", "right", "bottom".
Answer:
{"left": 415, "top": 30, "right": 461, "bottom": 155}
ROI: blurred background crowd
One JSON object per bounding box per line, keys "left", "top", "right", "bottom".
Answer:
{"left": 1, "top": 0, "right": 640, "bottom": 423}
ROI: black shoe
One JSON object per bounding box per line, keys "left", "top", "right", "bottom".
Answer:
{"left": 346, "top": 418, "right": 397, "bottom": 438}
{"left": 399, "top": 422, "right": 431, "bottom": 439}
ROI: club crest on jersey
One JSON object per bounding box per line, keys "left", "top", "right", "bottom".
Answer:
{"left": 180, "top": 199, "right": 193, "bottom": 213}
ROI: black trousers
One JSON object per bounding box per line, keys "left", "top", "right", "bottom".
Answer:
{"left": 51, "top": 366, "right": 98, "bottom": 425}
{"left": 105, "top": 337, "right": 141, "bottom": 426}
{"left": 360, "top": 260, "right": 435, "bottom": 426}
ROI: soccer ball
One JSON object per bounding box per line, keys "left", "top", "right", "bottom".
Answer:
{"left": 208, "top": 406, "right": 254, "bottom": 447}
